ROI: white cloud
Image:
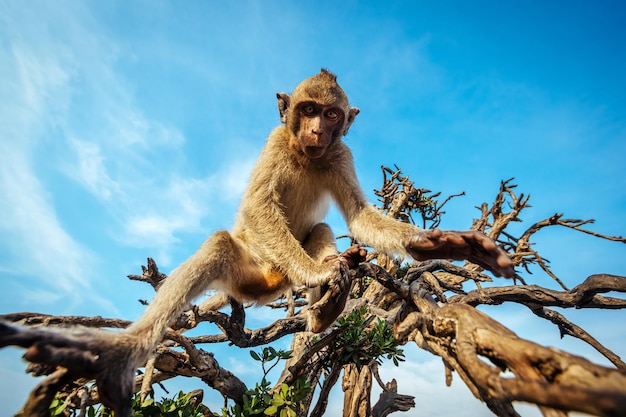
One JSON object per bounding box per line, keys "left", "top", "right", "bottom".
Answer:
{"left": 0, "top": 2, "right": 254, "bottom": 274}
{"left": 0, "top": 148, "right": 97, "bottom": 302}
{"left": 125, "top": 215, "right": 180, "bottom": 246}
{"left": 0, "top": 23, "right": 88, "bottom": 302}
{"left": 374, "top": 352, "right": 489, "bottom": 415}
{"left": 213, "top": 155, "right": 256, "bottom": 202}
{"left": 369, "top": 347, "right": 544, "bottom": 417}
{"left": 0, "top": 2, "right": 125, "bottom": 312}
{"left": 67, "top": 137, "right": 119, "bottom": 201}
{"left": 11, "top": 47, "right": 73, "bottom": 128}
{"left": 120, "top": 176, "right": 215, "bottom": 262}
{"left": 226, "top": 356, "right": 259, "bottom": 378}
{"left": 118, "top": 155, "right": 255, "bottom": 265}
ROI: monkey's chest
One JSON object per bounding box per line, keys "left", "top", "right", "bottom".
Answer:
{"left": 282, "top": 190, "right": 331, "bottom": 240}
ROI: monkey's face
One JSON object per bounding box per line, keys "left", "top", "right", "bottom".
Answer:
{"left": 277, "top": 70, "right": 358, "bottom": 160}
{"left": 293, "top": 100, "right": 346, "bottom": 159}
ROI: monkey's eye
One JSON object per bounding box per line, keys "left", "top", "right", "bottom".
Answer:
{"left": 301, "top": 104, "right": 317, "bottom": 116}
{"left": 325, "top": 109, "right": 340, "bottom": 120}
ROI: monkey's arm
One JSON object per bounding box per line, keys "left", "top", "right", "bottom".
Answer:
{"left": 233, "top": 150, "right": 345, "bottom": 288}
{"left": 331, "top": 151, "right": 514, "bottom": 278}
{"left": 347, "top": 196, "right": 513, "bottom": 277}
{"left": 405, "top": 228, "right": 515, "bottom": 277}
{"left": 237, "top": 194, "right": 344, "bottom": 288}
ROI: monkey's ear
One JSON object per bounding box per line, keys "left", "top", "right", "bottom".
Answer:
{"left": 276, "top": 92, "right": 290, "bottom": 124}
{"left": 343, "top": 107, "right": 360, "bottom": 136}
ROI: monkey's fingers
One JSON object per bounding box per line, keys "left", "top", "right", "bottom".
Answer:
{"left": 465, "top": 235, "right": 515, "bottom": 278}
{"left": 339, "top": 245, "right": 367, "bottom": 268}
{"left": 461, "top": 243, "right": 515, "bottom": 278}
{"left": 406, "top": 235, "right": 515, "bottom": 278}
{"left": 483, "top": 243, "right": 516, "bottom": 277}
{"left": 0, "top": 322, "right": 59, "bottom": 348}
{"left": 451, "top": 245, "right": 514, "bottom": 278}
{"left": 407, "top": 229, "right": 445, "bottom": 252}
{"left": 96, "top": 357, "right": 135, "bottom": 417}
{"left": 485, "top": 252, "right": 515, "bottom": 278}
{"left": 1, "top": 322, "right": 136, "bottom": 416}
{"left": 308, "top": 266, "right": 352, "bottom": 333}
{"left": 327, "top": 262, "right": 351, "bottom": 292}
{"left": 441, "top": 231, "right": 515, "bottom": 278}
{"left": 467, "top": 252, "right": 515, "bottom": 278}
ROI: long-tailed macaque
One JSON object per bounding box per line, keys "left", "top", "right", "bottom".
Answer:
{"left": 1, "top": 69, "right": 514, "bottom": 416}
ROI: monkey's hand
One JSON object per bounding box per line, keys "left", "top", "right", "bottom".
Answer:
{"left": 334, "top": 245, "right": 368, "bottom": 268}
{"left": 323, "top": 258, "right": 352, "bottom": 294}
{"left": 313, "top": 245, "right": 365, "bottom": 290}
{"left": 304, "top": 245, "right": 364, "bottom": 299}
{"left": 307, "top": 253, "right": 355, "bottom": 332}
{"left": 407, "top": 229, "right": 515, "bottom": 278}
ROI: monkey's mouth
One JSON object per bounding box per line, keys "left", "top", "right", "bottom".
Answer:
{"left": 304, "top": 146, "right": 327, "bottom": 159}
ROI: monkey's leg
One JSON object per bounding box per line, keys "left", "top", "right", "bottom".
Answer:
{"left": 126, "top": 230, "right": 246, "bottom": 348}
{"left": 302, "top": 223, "right": 340, "bottom": 304}
{"left": 198, "top": 291, "right": 231, "bottom": 313}
{"left": 303, "top": 223, "right": 340, "bottom": 261}
{"left": 102, "top": 230, "right": 253, "bottom": 414}
{"left": 302, "top": 223, "right": 360, "bottom": 332}
{"left": 2, "top": 231, "right": 248, "bottom": 417}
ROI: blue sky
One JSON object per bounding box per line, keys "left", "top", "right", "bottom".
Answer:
{"left": 1, "top": 1, "right": 625, "bottom": 415}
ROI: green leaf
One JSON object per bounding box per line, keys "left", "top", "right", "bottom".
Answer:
{"left": 280, "top": 406, "right": 296, "bottom": 417}
{"left": 50, "top": 400, "right": 67, "bottom": 416}
{"left": 278, "top": 349, "right": 293, "bottom": 360}
{"left": 265, "top": 346, "right": 277, "bottom": 361}
{"left": 271, "top": 393, "right": 285, "bottom": 406}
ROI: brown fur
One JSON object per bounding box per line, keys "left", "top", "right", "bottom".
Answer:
{"left": 51, "top": 69, "right": 514, "bottom": 415}
{"left": 127, "top": 68, "right": 515, "bottom": 348}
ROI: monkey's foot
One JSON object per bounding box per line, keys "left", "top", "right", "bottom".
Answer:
{"left": 0, "top": 322, "right": 136, "bottom": 417}
{"left": 307, "top": 264, "right": 352, "bottom": 333}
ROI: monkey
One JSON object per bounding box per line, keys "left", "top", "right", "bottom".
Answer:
{"left": 0, "top": 69, "right": 514, "bottom": 416}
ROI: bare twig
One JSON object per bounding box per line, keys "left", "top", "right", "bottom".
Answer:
{"left": 2, "top": 167, "right": 625, "bottom": 417}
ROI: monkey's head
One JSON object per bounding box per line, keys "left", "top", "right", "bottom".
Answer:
{"left": 277, "top": 69, "right": 360, "bottom": 160}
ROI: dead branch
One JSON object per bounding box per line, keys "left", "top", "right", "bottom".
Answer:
{"left": 342, "top": 364, "right": 373, "bottom": 417}
{"left": 472, "top": 178, "right": 529, "bottom": 241}
{"left": 530, "top": 306, "right": 626, "bottom": 369}
{"left": 151, "top": 344, "right": 247, "bottom": 402}
{"left": 0, "top": 312, "right": 130, "bottom": 329}
{"left": 19, "top": 367, "right": 73, "bottom": 416}
{"left": 374, "top": 165, "right": 463, "bottom": 229}
{"left": 371, "top": 378, "right": 415, "bottom": 417}
{"left": 127, "top": 257, "right": 168, "bottom": 290}
{"left": 394, "top": 301, "right": 626, "bottom": 417}
{"left": 448, "top": 274, "right": 626, "bottom": 310}
{"left": 309, "top": 362, "right": 343, "bottom": 417}
{"left": 2, "top": 167, "right": 626, "bottom": 417}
